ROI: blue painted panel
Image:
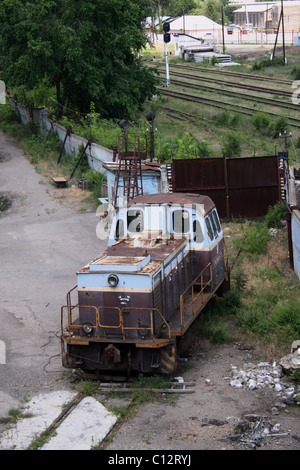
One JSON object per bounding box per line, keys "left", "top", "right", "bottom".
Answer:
{"left": 292, "top": 211, "right": 300, "bottom": 280}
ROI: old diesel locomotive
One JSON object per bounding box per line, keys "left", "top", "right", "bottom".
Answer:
{"left": 61, "top": 193, "right": 230, "bottom": 376}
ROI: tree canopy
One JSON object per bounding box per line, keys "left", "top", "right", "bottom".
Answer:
{"left": 0, "top": 0, "right": 157, "bottom": 119}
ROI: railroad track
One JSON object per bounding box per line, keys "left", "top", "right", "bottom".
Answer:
{"left": 157, "top": 68, "right": 293, "bottom": 98}
{"left": 165, "top": 77, "right": 299, "bottom": 112}
{"left": 167, "top": 63, "right": 294, "bottom": 87}
{"left": 162, "top": 105, "right": 213, "bottom": 125}
{"left": 159, "top": 87, "right": 300, "bottom": 129}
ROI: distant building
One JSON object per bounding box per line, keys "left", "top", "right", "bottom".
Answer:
{"left": 168, "top": 15, "right": 222, "bottom": 39}
{"left": 233, "top": 4, "right": 273, "bottom": 29}
{"left": 233, "top": 1, "right": 300, "bottom": 31}
{"left": 272, "top": 1, "right": 300, "bottom": 32}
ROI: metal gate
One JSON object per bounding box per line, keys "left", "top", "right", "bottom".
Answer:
{"left": 171, "top": 155, "right": 280, "bottom": 218}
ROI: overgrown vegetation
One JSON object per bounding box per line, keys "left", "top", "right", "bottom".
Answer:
{"left": 251, "top": 56, "right": 286, "bottom": 71}
{"left": 195, "top": 203, "right": 300, "bottom": 357}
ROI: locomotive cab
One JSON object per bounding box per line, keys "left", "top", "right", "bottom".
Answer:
{"left": 61, "top": 193, "right": 230, "bottom": 376}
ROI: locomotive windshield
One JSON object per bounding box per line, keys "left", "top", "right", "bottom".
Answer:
{"left": 205, "top": 209, "right": 222, "bottom": 241}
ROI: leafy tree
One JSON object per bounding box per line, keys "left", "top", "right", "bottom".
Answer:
{"left": 0, "top": 0, "right": 157, "bottom": 119}
{"left": 169, "top": 0, "right": 197, "bottom": 17}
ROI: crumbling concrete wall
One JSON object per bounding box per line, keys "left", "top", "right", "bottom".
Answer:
{"left": 13, "top": 101, "right": 114, "bottom": 173}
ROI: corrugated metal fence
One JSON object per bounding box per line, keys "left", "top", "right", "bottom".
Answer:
{"left": 172, "top": 155, "right": 280, "bottom": 218}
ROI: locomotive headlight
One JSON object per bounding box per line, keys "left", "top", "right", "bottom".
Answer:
{"left": 82, "top": 322, "right": 93, "bottom": 335}
{"left": 108, "top": 274, "right": 119, "bottom": 287}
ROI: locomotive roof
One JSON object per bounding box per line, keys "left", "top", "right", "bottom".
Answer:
{"left": 79, "top": 237, "right": 187, "bottom": 275}
{"left": 128, "top": 193, "right": 215, "bottom": 215}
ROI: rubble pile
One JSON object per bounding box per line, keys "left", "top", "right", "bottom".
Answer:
{"left": 227, "top": 362, "right": 300, "bottom": 404}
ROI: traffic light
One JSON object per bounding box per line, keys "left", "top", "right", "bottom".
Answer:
{"left": 164, "top": 33, "right": 170, "bottom": 43}
{"left": 163, "top": 22, "right": 170, "bottom": 32}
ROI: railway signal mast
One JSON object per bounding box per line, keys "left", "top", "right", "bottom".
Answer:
{"left": 163, "top": 22, "right": 171, "bottom": 87}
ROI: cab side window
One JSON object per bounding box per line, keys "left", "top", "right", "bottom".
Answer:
{"left": 115, "top": 218, "right": 124, "bottom": 240}
{"left": 172, "top": 210, "right": 190, "bottom": 234}
{"left": 205, "top": 217, "right": 214, "bottom": 241}
{"left": 127, "top": 209, "right": 144, "bottom": 233}
{"left": 209, "top": 213, "right": 218, "bottom": 238}
{"left": 193, "top": 220, "right": 204, "bottom": 243}
{"left": 212, "top": 210, "right": 221, "bottom": 233}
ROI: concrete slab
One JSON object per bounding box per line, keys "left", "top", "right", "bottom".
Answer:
{"left": 0, "top": 390, "right": 76, "bottom": 450}
{"left": 0, "top": 391, "right": 117, "bottom": 451}
{"left": 42, "top": 396, "right": 117, "bottom": 450}
{"left": 0, "top": 391, "right": 20, "bottom": 417}
{"left": 0, "top": 341, "right": 5, "bottom": 364}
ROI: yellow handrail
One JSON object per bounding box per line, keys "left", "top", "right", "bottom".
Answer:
{"left": 180, "top": 262, "right": 213, "bottom": 328}
{"left": 61, "top": 304, "right": 171, "bottom": 341}
{"left": 179, "top": 242, "right": 227, "bottom": 329}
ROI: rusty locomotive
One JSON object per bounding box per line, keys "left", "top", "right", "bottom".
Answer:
{"left": 61, "top": 193, "right": 230, "bottom": 377}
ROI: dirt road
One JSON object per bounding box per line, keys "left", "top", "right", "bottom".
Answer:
{"left": 0, "top": 129, "right": 300, "bottom": 451}
{"left": 0, "top": 129, "right": 106, "bottom": 399}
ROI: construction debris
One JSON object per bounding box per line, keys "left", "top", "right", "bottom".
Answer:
{"left": 228, "top": 414, "right": 290, "bottom": 448}
{"left": 227, "top": 361, "right": 300, "bottom": 405}
{"left": 280, "top": 340, "right": 300, "bottom": 374}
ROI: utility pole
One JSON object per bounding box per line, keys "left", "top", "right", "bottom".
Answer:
{"left": 281, "top": 0, "right": 286, "bottom": 64}
{"left": 146, "top": 110, "right": 156, "bottom": 162}
{"left": 163, "top": 22, "right": 171, "bottom": 87}
{"left": 222, "top": 7, "right": 225, "bottom": 54}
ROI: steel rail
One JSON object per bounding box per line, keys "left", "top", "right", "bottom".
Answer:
{"left": 166, "top": 77, "right": 299, "bottom": 112}
{"left": 159, "top": 88, "right": 300, "bottom": 129}
{"left": 158, "top": 62, "right": 294, "bottom": 86}
{"left": 158, "top": 68, "right": 293, "bottom": 97}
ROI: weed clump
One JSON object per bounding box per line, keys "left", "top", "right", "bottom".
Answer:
{"left": 222, "top": 131, "right": 241, "bottom": 158}
{"left": 251, "top": 56, "right": 285, "bottom": 71}
{"left": 265, "top": 201, "right": 287, "bottom": 228}
{"left": 242, "top": 223, "right": 270, "bottom": 259}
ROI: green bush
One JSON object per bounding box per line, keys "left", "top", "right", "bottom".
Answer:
{"left": 82, "top": 168, "right": 107, "bottom": 200}
{"left": 12, "top": 82, "right": 57, "bottom": 109}
{"left": 177, "top": 132, "right": 199, "bottom": 158}
{"left": 223, "top": 288, "right": 242, "bottom": 311}
{"left": 243, "top": 223, "right": 270, "bottom": 259}
{"left": 0, "top": 103, "right": 20, "bottom": 125}
{"left": 196, "top": 311, "right": 229, "bottom": 343}
{"left": 292, "top": 65, "right": 300, "bottom": 80}
{"left": 269, "top": 116, "right": 289, "bottom": 138}
{"left": 251, "top": 111, "right": 270, "bottom": 130}
{"left": 265, "top": 201, "right": 286, "bottom": 228}
{"left": 251, "top": 56, "right": 285, "bottom": 71}
{"left": 237, "top": 303, "right": 273, "bottom": 337}
{"left": 272, "top": 299, "right": 300, "bottom": 337}
{"left": 196, "top": 139, "right": 212, "bottom": 158}
{"left": 222, "top": 131, "right": 241, "bottom": 158}
{"left": 232, "top": 266, "right": 247, "bottom": 292}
